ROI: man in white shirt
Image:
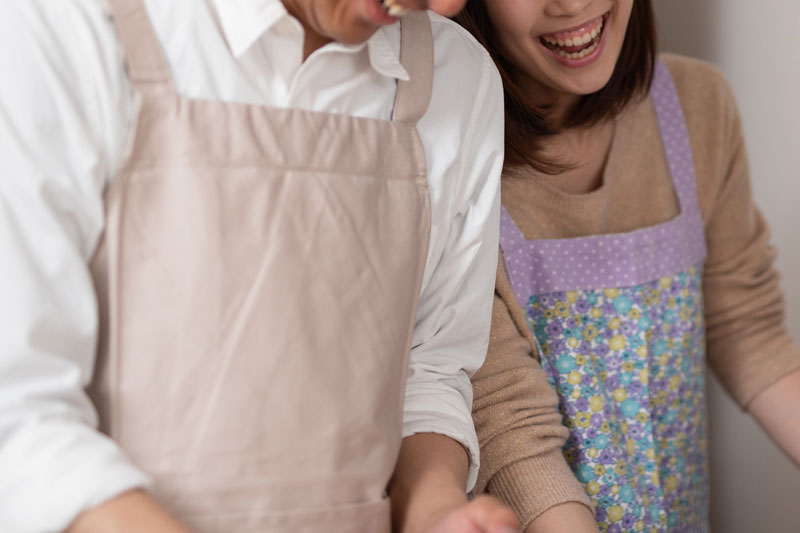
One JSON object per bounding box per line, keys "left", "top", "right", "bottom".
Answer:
{"left": 0, "top": 1, "right": 516, "bottom": 532}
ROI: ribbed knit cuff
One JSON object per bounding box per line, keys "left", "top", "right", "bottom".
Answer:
{"left": 712, "top": 336, "right": 800, "bottom": 409}
{"left": 486, "top": 449, "right": 593, "bottom": 530}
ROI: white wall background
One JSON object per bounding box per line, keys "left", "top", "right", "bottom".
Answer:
{"left": 653, "top": 1, "right": 800, "bottom": 531}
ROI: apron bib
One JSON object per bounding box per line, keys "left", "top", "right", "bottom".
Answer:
{"left": 500, "top": 62, "right": 710, "bottom": 533}
{"left": 88, "top": 2, "right": 434, "bottom": 531}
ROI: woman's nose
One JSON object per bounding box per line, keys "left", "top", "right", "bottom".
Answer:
{"left": 545, "top": 0, "right": 595, "bottom": 17}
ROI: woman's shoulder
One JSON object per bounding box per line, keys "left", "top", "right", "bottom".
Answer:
{"left": 659, "top": 53, "right": 739, "bottom": 123}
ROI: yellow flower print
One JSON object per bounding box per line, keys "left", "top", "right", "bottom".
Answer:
{"left": 637, "top": 345, "right": 648, "bottom": 358}
{"left": 620, "top": 421, "right": 629, "bottom": 434}
{"left": 567, "top": 338, "right": 580, "bottom": 349}
{"left": 610, "top": 485, "right": 620, "bottom": 495}
{"left": 646, "top": 448, "right": 655, "bottom": 460}
{"left": 622, "top": 361, "right": 635, "bottom": 373}
{"left": 599, "top": 371, "right": 608, "bottom": 382}
{"left": 637, "top": 464, "right": 646, "bottom": 475}
{"left": 666, "top": 475, "right": 678, "bottom": 492}
{"left": 609, "top": 335, "right": 626, "bottom": 351}
{"left": 566, "top": 291, "right": 579, "bottom": 303}
{"left": 667, "top": 297, "right": 676, "bottom": 307}
{"left": 564, "top": 449, "right": 574, "bottom": 462}
{"left": 601, "top": 421, "right": 610, "bottom": 433}
{"left": 576, "top": 354, "right": 587, "bottom": 366}
{"left": 554, "top": 302, "right": 569, "bottom": 318}
{"left": 613, "top": 388, "right": 627, "bottom": 402}
{"left": 669, "top": 375, "right": 681, "bottom": 391}
{"left": 604, "top": 288, "right": 619, "bottom": 299}
{"left": 659, "top": 277, "right": 672, "bottom": 289}
{"left": 635, "top": 520, "right": 645, "bottom": 531}
{"left": 586, "top": 481, "right": 600, "bottom": 495}
{"left": 651, "top": 470, "right": 660, "bottom": 485}
{"left": 658, "top": 353, "right": 669, "bottom": 367}
{"left": 636, "top": 412, "right": 649, "bottom": 424}
{"left": 680, "top": 306, "right": 692, "bottom": 321}
{"left": 576, "top": 412, "right": 591, "bottom": 428}
{"left": 587, "top": 448, "right": 599, "bottom": 459}
{"left": 625, "top": 439, "right": 636, "bottom": 456}
{"left": 571, "top": 389, "right": 582, "bottom": 400}
{"left": 590, "top": 395, "right": 604, "bottom": 412}
{"left": 628, "top": 308, "right": 641, "bottom": 320}
{"left": 583, "top": 324, "right": 599, "bottom": 340}
{"left": 543, "top": 309, "right": 554, "bottom": 319}
{"left": 591, "top": 307, "right": 603, "bottom": 318}
{"left": 607, "top": 505, "right": 624, "bottom": 522}
{"left": 608, "top": 317, "right": 622, "bottom": 330}
{"left": 567, "top": 371, "right": 582, "bottom": 385}
{"left": 639, "top": 368, "right": 649, "bottom": 384}
{"left": 594, "top": 465, "right": 606, "bottom": 477}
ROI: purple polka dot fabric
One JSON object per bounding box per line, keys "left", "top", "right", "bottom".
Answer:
{"left": 500, "top": 61, "right": 707, "bottom": 308}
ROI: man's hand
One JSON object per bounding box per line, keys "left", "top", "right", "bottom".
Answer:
{"left": 524, "top": 502, "right": 599, "bottom": 533}
{"left": 426, "top": 494, "right": 519, "bottom": 533}
{"left": 389, "top": 433, "right": 519, "bottom": 533}
{"left": 67, "top": 490, "right": 192, "bottom": 533}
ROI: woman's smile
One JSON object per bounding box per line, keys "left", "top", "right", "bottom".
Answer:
{"left": 539, "top": 12, "right": 609, "bottom": 66}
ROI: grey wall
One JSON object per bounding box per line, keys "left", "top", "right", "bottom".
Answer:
{"left": 653, "top": 1, "right": 800, "bottom": 531}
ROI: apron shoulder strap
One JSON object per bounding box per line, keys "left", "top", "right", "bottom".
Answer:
{"left": 106, "top": 0, "right": 174, "bottom": 92}
{"left": 392, "top": 11, "right": 434, "bottom": 126}
{"left": 650, "top": 59, "right": 700, "bottom": 215}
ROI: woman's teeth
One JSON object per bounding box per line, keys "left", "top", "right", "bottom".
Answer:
{"left": 540, "top": 16, "right": 605, "bottom": 59}
{"left": 380, "top": 0, "right": 409, "bottom": 17}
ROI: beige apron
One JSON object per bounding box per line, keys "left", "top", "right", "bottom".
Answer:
{"left": 88, "top": 2, "right": 433, "bottom": 531}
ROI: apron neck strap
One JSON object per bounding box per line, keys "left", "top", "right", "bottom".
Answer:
{"left": 106, "top": 0, "right": 174, "bottom": 92}
{"left": 392, "top": 11, "right": 434, "bottom": 126}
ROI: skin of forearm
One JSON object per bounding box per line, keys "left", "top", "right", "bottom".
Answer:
{"left": 525, "top": 502, "right": 599, "bottom": 533}
{"left": 748, "top": 368, "right": 800, "bottom": 467}
{"left": 389, "top": 433, "right": 472, "bottom": 533}
{"left": 66, "top": 490, "right": 191, "bottom": 533}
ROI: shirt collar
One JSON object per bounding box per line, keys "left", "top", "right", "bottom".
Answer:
{"left": 210, "top": 0, "right": 409, "bottom": 81}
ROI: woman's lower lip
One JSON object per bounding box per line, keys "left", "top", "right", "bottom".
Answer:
{"left": 540, "top": 14, "right": 609, "bottom": 68}
{"left": 365, "top": 0, "right": 400, "bottom": 26}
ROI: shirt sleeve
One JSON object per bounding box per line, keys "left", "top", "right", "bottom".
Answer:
{"left": 693, "top": 64, "right": 800, "bottom": 408}
{"left": 0, "top": 3, "right": 150, "bottom": 532}
{"left": 401, "top": 41, "right": 504, "bottom": 492}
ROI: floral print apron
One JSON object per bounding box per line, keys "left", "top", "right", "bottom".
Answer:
{"left": 500, "top": 62, "right": 710, "bottom": 532}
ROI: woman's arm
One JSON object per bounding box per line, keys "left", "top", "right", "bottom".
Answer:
{"left": 470, "top": 268, "right": 594, "bottom": 531}
{"left": 748, "top": 369, "right": 800, "bottom": 466}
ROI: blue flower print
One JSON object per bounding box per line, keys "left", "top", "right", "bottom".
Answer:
{"left": 555, "top": 355, "right": 575, "bottom": 373}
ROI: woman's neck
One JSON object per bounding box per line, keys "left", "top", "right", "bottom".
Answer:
{"left": 535, "top": 118, "right": 617, "bottom": 195}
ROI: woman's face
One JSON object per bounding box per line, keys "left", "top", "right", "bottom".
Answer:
{"left": 485, "top": 0, "right": 634, "bottom": 106}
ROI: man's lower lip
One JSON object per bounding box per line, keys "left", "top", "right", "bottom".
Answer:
{"left": 366, "top": 0, "right": 400, "bottom": 25}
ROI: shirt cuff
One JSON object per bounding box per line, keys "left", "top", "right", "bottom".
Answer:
{"left": 402, "top": 387, "right": 480, "bottom": 492}
{"left": 486, "top": 449, "right": 593, "bottom": 531}
{"left": 0, "top": 419, "right": 151, "bottom": 533}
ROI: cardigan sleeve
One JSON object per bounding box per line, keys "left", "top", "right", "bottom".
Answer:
{"left": 666, "top": 56, "right": 800, "bottom": 408}
{"left": 470, "top": 256, "right": 592, "bottom": 529}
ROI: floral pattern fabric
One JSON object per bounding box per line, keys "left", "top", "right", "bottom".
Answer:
{"left": 528, "top": 265, "right": 710, "bottom": 532}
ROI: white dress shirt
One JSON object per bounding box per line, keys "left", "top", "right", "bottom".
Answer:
{"left": 0, "top": 1, "right": 504, "bottom": 530}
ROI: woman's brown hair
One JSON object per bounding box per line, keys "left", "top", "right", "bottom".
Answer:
{"left": 454, "top": 0, "right": 657, "bottom": 173}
